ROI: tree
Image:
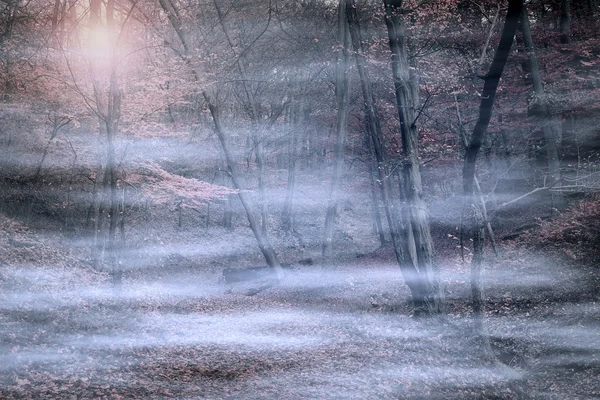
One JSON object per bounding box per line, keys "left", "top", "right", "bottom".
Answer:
{"left": 463, "top": 0, "right": 523, "bottom": 341}
{"left": 519, "top": 4, "right": 563, "bottom": 207}
{"left": 157, "top": 0, "right": 284, "bottom": 280}
{"left": 322, "top": 0, "right": 350, "bottom": 267}
{"left": 382, "top": 0, "right": 444, "bottom": 315}
{"left": 56, "top": 0, "right": 132, "bottom": 287}
{"left": 560, "top": 0, "right": 571, "bottom": 44}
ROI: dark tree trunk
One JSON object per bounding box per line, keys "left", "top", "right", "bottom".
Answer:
{"left": 1, "top": 2, "right": 17, "bottom": 101}
{"left": 463, "top": 0, "right": 523, "bottom": 337}
{"left": 322, "top": 0, "right": 350, "bottom": 267}
{"left": 560, "top": 0, "right": 571, "bottom": 44}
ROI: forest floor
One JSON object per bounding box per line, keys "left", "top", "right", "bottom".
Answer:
{"left": 0, "top": 191, "right": 599, "bottom": 399}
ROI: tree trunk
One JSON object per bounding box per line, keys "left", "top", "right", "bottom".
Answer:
{"left": 367, "top": 158, "right": 386, "bottom": 245}
{"left": 158, "top": 0, "right": 283, "bottom": 279}
{"left": 223, "top": 193, "right": 234, "bottom": 229}
{"left": 463, "top": 0, "right": 523, "bottom": 341}
{"left": 106, "top": 0, "right": 122, "bottom": 289}
{"left": 205, "top": 93, "right": 283, "bottom": 280}
{"left": 519, "top": 6, "right": 563, "bottom": 208}
{"left": 382, "top": 0, "right": 443, "bottom": 315}
{"left": 213, "top": 0, "right": 269, "bottom": 235}
{"left": 322, "top": 0, "right": 350, "bottom": 267}
{"left": 90, "top": 131, "right": 105, "bottom": 270}
{"left": 560, "top": 0, "right": 571, "bottom": 44}
{"left": 282, "top": 97, "right": 299, "bottom": 232}
{"left": 64, "top": 139, "right": 78, "bottom": 232}
{"left": 1, "top": 2, "right": 17, "bottom": 101}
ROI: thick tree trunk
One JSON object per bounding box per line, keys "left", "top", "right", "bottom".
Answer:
{"left": 347, "top": 0, "right": 400, "bottom": 261}
{"left": 463, "top": 0, "right": 523, "bottom": 339}
{"left": 382, "top": 0, "right": 443, "bottom": 315}
{"left": 1, "top": 2, "right": 17, "bottom": 101}
{"left": 322, "top": 0, "right": 350, "bottom": 267}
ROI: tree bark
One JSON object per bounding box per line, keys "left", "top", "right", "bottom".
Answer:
{"left": 322, "top": 0, "right": 350, "bottom": 267}
{"left": 1, "top": 1, "right": 17, "bottom": 101}
{"left": 520, "top": 6, "right": 562, "bottom": 192}
{"left": 463, "top": 0, "right": 523, "bottom": 338}
{"left": 382, "top": 0, "right": 443, "bottom": 315}
{"left": 560, "top": 0, "right": 571, "bottom": 44}
{"left": 455, "top": 98, "right": 498, "bottom": 255}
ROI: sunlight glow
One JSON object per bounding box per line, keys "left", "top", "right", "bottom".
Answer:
{"left": 88, "top": 25, "right": 112, "bottom": 61}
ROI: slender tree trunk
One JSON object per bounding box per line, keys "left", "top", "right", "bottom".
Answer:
{"left": 477, "top": 5, "right": 501, "bottom": 76}
{"left": 88, "top": 0, "right": 105, "bottom": 269}
{"left": 205, "top": 93, "right": 283, "bottom": 280}
{"left": 322, "top": 0, "right": 350, "bottom": 267}
{"left": 282, "top": 97, "right": 299, "bottom": 232}
{"left": 214, "top": 0, "right": 269, "bottom": 235}
{"left": 35, "top": 116, "right": 71, "bottom": 180}
{"left": 223, "top": 193, "right": 234, "bottom": 229}
{"left": 560, "top": 0, "right": 571, "bottom": 44}
{"left": 367, "top": 158, "right": 386, "bottom": 245}
{"left": 90, "top": 133, "right": 105, "bottom": 269}
{"left": 1, "top": 2, "right": 17, "bottom": 101}
{"left": 382, "top": 0, "right": 443, "bottom": 315}
{"left": 463, "top": 0, "right": 523, "bottom": 341}
{"left": 107, "top": 0, "right": 122, "bottom": 289}
{"left": 520, "top": 6, "right": 562, "bottom": 197}
{"left": 158, "top": 0, "right": 283, "bottom": 279}
{"left": 119, "top": 186, "right": 126, "bottom": 262}
{"left": 455, "top": 98, "right": 498, "bottom": 255}
{"left": 65, "top": 139, "right": 78, "bottom": 231}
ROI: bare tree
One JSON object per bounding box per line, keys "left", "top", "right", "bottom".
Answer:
{"left": 382, "top": 0, "right": 443, "bottom": 315}
{"left": 463, "top": 0, "right": 523, "bottom": 342}
{"left": 519, "top": 5, "right": 563, "bottom": 208}
{"left": 322, "top": 0, "right": 350, "bottom": 267}
{"left": 158, "top": 0, "right": 283, "bottom": 280}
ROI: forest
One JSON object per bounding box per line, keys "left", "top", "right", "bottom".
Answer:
{"left": 0, "top": 0, "right": 599, "bottom": 398}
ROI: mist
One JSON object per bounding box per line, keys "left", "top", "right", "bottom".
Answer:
{"left": 2, "top": 250, "right": 599, "bottom": 398}
{"left": 2, "top": 0, "right": 600, "bottom": 398}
